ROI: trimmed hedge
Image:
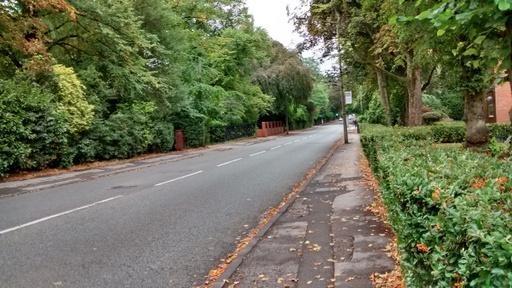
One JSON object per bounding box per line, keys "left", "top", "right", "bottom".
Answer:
{"left": 361, "top": 125, "right": 512, "bottom": 287}
{"left": 207, "top": 122, "right": 256, "bottom": 144}
{"left": 360, "top": 122, "right": 512, "bottom": 144}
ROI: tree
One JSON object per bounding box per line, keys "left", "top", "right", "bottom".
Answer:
{"left": 414, "top": 0, "right": 512, "bottom": 146}
{"left": 253, "top": 41, "right": 314, "bottom": 132}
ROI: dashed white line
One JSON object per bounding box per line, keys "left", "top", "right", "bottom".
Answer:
{"left": 249, "top": 151, "right": 266, "bottom": 157}
{"left": 294, "top": 140, "right": 300, "bottom": 143}
{"left": 271, "top": 145, "right": 282, "bottom": 150}
{"left": 217, "top": 158, "right": 243, "bottom": 167}
{"left": 0, "top": 195, "right": 123, "bottom": 235}
{"left": 155, "top": 170, "right": 204, "bottom": 186}
{"left": 283, "top": 141, "right": 293, "bottom": 146}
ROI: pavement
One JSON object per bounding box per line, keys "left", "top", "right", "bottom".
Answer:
{"left": 226, "top": 134, "right": 396, "bottom": 287}
{"left": 0, "top": 124, "right": 342, "bottom": 288}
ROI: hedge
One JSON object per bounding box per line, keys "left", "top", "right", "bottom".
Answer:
{"left": 360, "top": 122, "right": 512, "bottom": 144}
{"left": 361, "top": 125, "right": 512, "bottom": 287}
{"left": 207, "top": 122, "right": 256, "bottom": 144}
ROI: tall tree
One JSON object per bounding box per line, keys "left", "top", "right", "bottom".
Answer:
{"left": 415, "top": 0, "right": 512, "bottom": 146}
{"left": 253, "top": 41, "right": 314, "bottom": 132}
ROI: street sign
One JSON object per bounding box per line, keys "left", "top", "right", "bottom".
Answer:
{"left": 344, "top": 91, "right": 352, "bottom": 104}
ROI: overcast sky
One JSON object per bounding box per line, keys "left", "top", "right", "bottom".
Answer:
{"left": 245, "top": 0, "right": 303, "bottom": 49}
{"left": 245, "top": 0, "right": 335, "bottom": 72}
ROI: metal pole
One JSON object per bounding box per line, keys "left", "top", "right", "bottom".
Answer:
{"left": 335, "top": 6, "right": 349, "bottom": 144}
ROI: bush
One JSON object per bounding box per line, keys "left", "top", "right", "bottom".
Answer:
{"left": 208, "top": 121, "right": 255, "bottom": 144}
{"left": 150, "top": 122, "right": 174, "bottom": 152}
{"left": 358, "top": 93, "right": 387, "bottom": 124}
{"left": 361, "top": 125, "right": 512, "bottom": 287}
{"left": 0, "top": 79, "right": 71, "bottom": 176}
{"left": 423, "top": 94, "right": 449, "bottom": 115}
{"left": 208, "top": 120, "right": 228, "bottom": 143}
{"left": 422, "top": 111, "right": 444, "bottom": 125}
{"left": 488, "top": 123, "right": 512, "bottom": 142}
{"left": 75, "top": 101, "right": 160, "bottom": 161}
{"left": 431, "top": 122, "right": 465, "bottom": 143}
{"left": 173, "top": 110, "right": 207, "bottom": 148}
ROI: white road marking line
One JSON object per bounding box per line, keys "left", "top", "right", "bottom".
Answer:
{"left": 0, "top": 195, "right": 123, "bottom": 235}
{"left": 271, "top": 145, "right": 282, "bottom": 150}
{"left": 283, "top": 141, "right": 293, "bottom": 145}
{"left": 22, "top": 179, "right": 82, "bottom": 191}
{"left": 217, "top": 158, "right": 243, "bottom": 167}
{"left": 155, "top": 170, "right": 204, "bottom": 186}
{"left": 294, "top": 140, "right": 300, "bottom": 143}
{"left": 249, "top": 151, "right": 266, "bottom": 157}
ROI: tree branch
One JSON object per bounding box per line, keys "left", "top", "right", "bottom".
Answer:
{"left": 48, "top": 34, "right": 79, "bottom": 49}
{"left": 421, "top": 66, "right": 436, "bottom": 91}
{"left": 348, "top": 43, "right": 407, "bottom": 82}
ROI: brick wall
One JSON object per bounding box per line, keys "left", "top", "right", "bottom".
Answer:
{"left": 495, "top": 82, "right": 512, "bottom": 123}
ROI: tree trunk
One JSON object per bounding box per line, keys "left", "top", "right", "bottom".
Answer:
{"left": 375, "top": 68, "right": 392, "bottom": 125}
{"left": 464, "top": 90, "right": 489, "bottom": 147}
{"left": 405, "top": 51, "right": 423, "bottom": 126}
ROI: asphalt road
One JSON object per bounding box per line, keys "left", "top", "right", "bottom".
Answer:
{"left": 0, "top": 124, "right": 342, "bottom": 288}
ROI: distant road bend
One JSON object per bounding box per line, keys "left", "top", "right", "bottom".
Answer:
{"left": 0, "top": 124, "right": 342, "bottom": 287}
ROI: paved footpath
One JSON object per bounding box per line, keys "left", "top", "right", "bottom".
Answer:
{"left": 226, "top": 134, "right": 395, "bottom": 288}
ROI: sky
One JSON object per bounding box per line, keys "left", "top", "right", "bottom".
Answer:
{"left": 245, "top": 0, "right": 303, "bottom": 49}
{"left": 245, "top": 0, "right": 335, "bottom": 72}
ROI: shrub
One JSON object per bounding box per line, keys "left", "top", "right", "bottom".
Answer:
{"left": 431, "top": 122, "right": 465, "bottom": 143}
{"left": 208, "top": 120, "right": 228, "bottom": 143}
{"left": 488, "top": 123, "right": 512, "bottom": 142}
{"left": 75, "top": 101, "right": 159, "bottom": 161}
{"left": 150, "top": 122, "right": 174, "bottom": 152}
{"left": 359, "top": 93, "right": 387, "bottom": 124}
{"left": 361, "top": 125, "right": 512, "bottom": 287}
{"left": 423, "top": 94, "right": 449, "bottom": 115}
{"left": 422, "top": 111, "right": 444, "bottom": 125}
{"left": 52, "top": 64, "right": 94, "bottom": 134}
{"left": 208, "top": 121, "right": 256, "bottom": 143}
{"left": 0, "top": 79, "right": 70, "bottom": 175}
{"left": 173, "top": 110, "right": 207, "bottom": 148}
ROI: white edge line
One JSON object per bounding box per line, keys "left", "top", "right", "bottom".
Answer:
{"left": 249, "top": 151, "right": 266, "bottom": 157}
{"left": 155, "top": 170, "right": 204, "bottom": 186}
{"left": 284, "top": 141, "right": 293, "bottom": 145}
{"left": 270, "top": 145, "right": 282, "bottom": 150}
{"left": 216, "top": 158, "right": 243, "bottom": 167}
{"left": 0, "top": 195, "right": 123, "bottom": 235}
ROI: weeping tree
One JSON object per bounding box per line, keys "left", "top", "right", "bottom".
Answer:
{"left": 253, "top": 41, "right": 314, "bottom": 132}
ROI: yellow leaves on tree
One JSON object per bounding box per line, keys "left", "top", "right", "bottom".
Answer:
{"left": 53, "top": 64, "right": 94, "bottom": 133}
{"left": 0, "top": 0, "right": 76, "bottom": 69}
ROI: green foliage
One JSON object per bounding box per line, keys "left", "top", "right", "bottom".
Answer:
{"left": 422, "top": 111, "right": 444, "bottom": 125}
{"left": 423, "top": 94, "right": 448, "bottom": 115}
{"left": 438, "top": 92, "right": 464, "bottom": 121}
{"left": 488, "top": 123, "right": 512, "bottom": 142}
{"left": 431, "top": 122, "right": 466, "bottom": 143}
{"left": 488, "top": 137, "right": 509, "bottom": 158}
{"left": 52, "top": 64, "right": 94, "bottom": 133}
{"left": 358, "top": 93, "right": 387, "bottom": 125}
{"left": 0, "top": 78, "right": 70, "bottom": 175}
{"left": 173, "top": 110, "right": 207, "bottom": 148}
{"left": 0, "top": 0, "right": 329, "bottom": 176}
{"left": 76, "top": 101, "right": 160, "bottom": 161}
{"left": 361, "top": 125, "right": 512, "bottom": 287}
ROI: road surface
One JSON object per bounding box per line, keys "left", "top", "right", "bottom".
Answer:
{"left": 0, "top": 124, "right": 342, "bottom": 287}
